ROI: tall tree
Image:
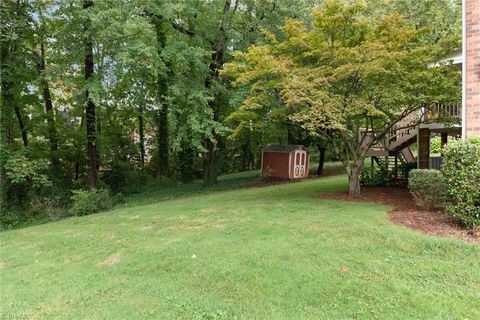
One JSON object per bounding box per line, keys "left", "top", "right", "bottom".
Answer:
{"left": 224, "top": 0, "right": 461, "bottom": 195}
{"left": 83, "top": 0, "right": 97, "bottom": 189}
{"left": 35, "top": 33, "right": 59, "bottom": 166}
{"left": 153, "top": 19, "right": 169, "bottom": 176}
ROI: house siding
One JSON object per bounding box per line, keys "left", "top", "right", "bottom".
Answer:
{"left": 466, "top": 0, "right": 480, "bottom": 137}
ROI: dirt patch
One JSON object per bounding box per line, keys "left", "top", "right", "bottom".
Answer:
{"left": 97, "top": 255, "right": 120, "bottom": 267}
{"left": 318, "top": 187, "right": 479, "bottom": 243}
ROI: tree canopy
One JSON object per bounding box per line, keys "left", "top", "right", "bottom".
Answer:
{"left": 0, "top": 0, "right": 462, "bottom": 225}
{"left": 223, "top": 0, "right": 461, "bottom": 194}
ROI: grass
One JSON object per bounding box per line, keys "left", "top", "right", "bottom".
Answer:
{"left": 1, "top": 174, "right": 479, "bottom": 319}
{"left": 122, "top": 161, "right": 342, "bottom": 208}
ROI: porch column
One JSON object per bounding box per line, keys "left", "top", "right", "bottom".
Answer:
{"left": 418, "top": 128, "right": 430, "bottom": 169}
{"left": 441, "top": 133, "right": 448, "bottom": 148}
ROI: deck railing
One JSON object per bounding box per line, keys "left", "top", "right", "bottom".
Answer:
{"left": 424, "top": 103, "right": 462, "bottom": 122}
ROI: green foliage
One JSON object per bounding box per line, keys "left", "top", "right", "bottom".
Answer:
{"left": 101, "top": 160, "right": 141, "bottom": 194}
{"left": 399, "top": 162, "right": 417, "bottom": 179}
{"left": 224, "top": 0, "right": 460, "bottom": 195}
{"left": 442, "top": 138, "right": 480, "bottom": 228}
{"left": 27, "top": 197, "right": 62, "bottom": 221}
{"left": 3, "top": 153, "right": 52, "bottom": 205}
{"left": 4, "top": 154, "right": 51, "bottom": 189}
{"left": 0, "top": 0, "right": 463, "bottom": 222}
{"left": 102, "top": 160, "right": 177, "bottom": 195}
{"left": 361, "top": 166, "right": 390, "bottom": 186}
{"left": 408, "top": 169, "right": 444, "bottom": 211}
{"left": 430, "top": 136, "right": 442, "bottom": 155}
{"left": 70, "top": 188, "right": 113, "bottom": 216}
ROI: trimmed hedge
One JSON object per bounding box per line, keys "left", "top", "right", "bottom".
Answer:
{"left": 408, "top": 169, "right": 444, "bottom": 211}
{"left": 442, "top": 138, "right": 480, "bottom": 229}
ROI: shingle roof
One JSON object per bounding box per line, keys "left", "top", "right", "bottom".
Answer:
{"left": 263, "top": 144, "right": 305, "bottom": 153}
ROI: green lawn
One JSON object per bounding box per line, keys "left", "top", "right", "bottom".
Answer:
{"left": 1, "top": 175, "right": 479, "bottom": 319}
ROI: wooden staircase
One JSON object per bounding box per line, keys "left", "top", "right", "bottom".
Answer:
{"left": 362, "top": 102, "right": 461, "bottom": 174}
{"left": 388, "top": 126, "right": 418, "bottom": 151}
{"left": 363, "top": 113, "right": 418, "bottom": 163}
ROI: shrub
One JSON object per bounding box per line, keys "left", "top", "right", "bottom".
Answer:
{"left": 430, "top": 136, "right": 442, "bottom": 155}
{"left": 27, "top": 197, "right": 62, "bottom": 221}
{"left": 70, "top": 188, "right": 113, "bottom": 216}
{"left": 399, "top": 162, "right": 417, "bottom": 179}
{"left": 360, "top": 166, "right": 390, "bottom": 186}
{"left": 442, "top": 138, "right": 480, "bottom": 229}
{"left": 4, "top": 153, "right": 52, "bottom": 204}
{"left": 408, "top": 169, "right": 444, "bottom": 211}
{"left": 102, "top": 160, "right": 176, "bottom": 194}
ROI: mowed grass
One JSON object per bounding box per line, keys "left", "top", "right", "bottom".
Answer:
{"left": 1, "top": 175, "right": 479, "bottom": 319}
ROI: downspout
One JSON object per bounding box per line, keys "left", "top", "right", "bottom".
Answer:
{"left": 462, "top": 0, "right": 467, "bottom": 139}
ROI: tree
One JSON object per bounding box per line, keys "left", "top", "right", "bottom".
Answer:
{"left": 82, "top": 0, "right": 97, "bottom": 189}
{"left": 224, "top": 0, "right": 460, "bottom": 195}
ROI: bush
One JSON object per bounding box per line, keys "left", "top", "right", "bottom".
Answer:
{"left": 408, "top": 169, "right": 444, "bottom": 211}
{"left": 70, "top": 188, "right": 113, "bottom": 216}
{"left": 399, "top": 162, "right": 417, "bottom": 179}
{"left": 102, "top": 160, "right": 176, "bottom": 194}
{"left": 27, "top": 197, "right": 62, "bottom": 221}
{"left": 442, "top": 138, "right": 480, "bottom": 229}
{"left": 4, "top": 153, "right": 52, "bottom": 204}
{"left": 360, "top": 166, "right": 390, "bottom": 186}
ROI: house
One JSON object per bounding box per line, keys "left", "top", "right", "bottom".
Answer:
{"left": 365, "top": 0, "right": 479, "bottom": 173}
{"left": 261, "top": 145, "right": 309, "bottom": 180}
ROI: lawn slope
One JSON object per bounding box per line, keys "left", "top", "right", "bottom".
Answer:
{"left": 1, "top": 175, "right": 479, "bottom": 319}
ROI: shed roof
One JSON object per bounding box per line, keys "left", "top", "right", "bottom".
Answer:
{"left": 263, "top": 144, "right": 306, "bottom": 153}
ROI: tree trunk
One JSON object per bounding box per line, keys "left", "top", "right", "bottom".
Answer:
{"left": 14, "top": 105, "right": 28, "bottom": 147}
{"left": 347, "top": 162, "right": 363, "bottom": 196}
{"left": 317, "top": 145, "right": 326, "bottom": 176}
{"left": 38, "top": 41, "right": 58, "bottom": 166}
{"left": 153, "top": 20, "right": 169, "bottom": 176}
{"left": 0, "top": 85, "right": 13, "bottom": 203}
{"left": 202, "top": 1, "right": 231, "bottom": 185}
{"left": 138, "top": 104, "right": 145, "bottom": 168}
{"left": 203, "top": 137, "right": 218, "bottom": 185}
{"left": 95, "top": 115, "right": 101, "bottom": 172}
{"left": 83, "top": 0, "right": 97, "bottom": 189}
{"left": 348, "top": 173, "right": 361, "bottom": 196}
{"left": 179, "top": 142, "right": 194, "bottom": 183}
{"left": 157, "top": 106, "right": 168, "bottom": 175}
{"left": 74, "top": 114, "right": 84, "bottom": 181}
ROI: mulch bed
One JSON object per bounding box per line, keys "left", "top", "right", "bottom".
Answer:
{"left": 318, "top": 186, "right": 479, "bottom": 243}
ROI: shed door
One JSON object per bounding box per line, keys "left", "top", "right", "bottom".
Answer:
{"left": 293, "top": 150, "right": 307, "bottom": 178}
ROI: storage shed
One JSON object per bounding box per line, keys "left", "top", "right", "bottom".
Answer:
{"left": 261, "top": 145, "right": 309, "bottom": 180}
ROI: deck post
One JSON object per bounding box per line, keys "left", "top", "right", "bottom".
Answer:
{"left": 441, "top": 133, "right": 448, "bottom": 148}
{"left": 418, "top": 128, "right": 430, "bottom": 169}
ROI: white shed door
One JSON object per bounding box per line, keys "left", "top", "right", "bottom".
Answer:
{"left": 293, "top": 150, "right": 307, "bottom": 178}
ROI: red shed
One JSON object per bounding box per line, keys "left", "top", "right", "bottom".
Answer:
{"left": 261, "top": 145, "right": 309, "bottom": 180}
